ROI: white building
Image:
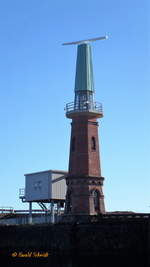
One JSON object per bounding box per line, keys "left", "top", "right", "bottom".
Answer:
{"left": 24, "top": 169, "right": 67, "bottom": 202}
{"left": 0, "top": 170, "right": 67, "bottom": 225}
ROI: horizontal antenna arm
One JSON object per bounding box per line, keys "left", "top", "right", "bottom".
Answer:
{"left": 62, "top": 35, "right": 108, "bottom": 46}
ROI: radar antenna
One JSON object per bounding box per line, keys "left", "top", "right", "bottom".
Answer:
{"left": 62, "top": 35, "right": 108, "bottom": 46}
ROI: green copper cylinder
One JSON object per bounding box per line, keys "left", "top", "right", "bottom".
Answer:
{"left": 74, "top": 43, "right": 95, "bottom": 92}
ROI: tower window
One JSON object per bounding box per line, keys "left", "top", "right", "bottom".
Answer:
{"left": 71, "top": 137, "right": 76, "bottom": 152}
{"left": 91, "top": 136, "right": 96, "bottom": 151}
{"left": 93, "top": 190, "right": 100, "bottom": 212}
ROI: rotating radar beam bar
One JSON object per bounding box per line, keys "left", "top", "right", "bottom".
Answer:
{"left": 62, "top": 35, "right": 108, "bottom": 46}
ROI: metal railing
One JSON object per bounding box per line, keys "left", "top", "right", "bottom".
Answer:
{"left": 19, "top": 188, "right": 25, "bottom": 196}
{"left": 0, "top": 207, "right": 14, "bottom": 213}
{"left": 19, "top": 188, "right": 26, "bottom": 200}
{"left": 66, "top": 101, "right": 103, "bottom": 114}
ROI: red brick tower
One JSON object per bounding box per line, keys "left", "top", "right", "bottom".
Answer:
{"left": 63, "top": 37, "right": 107, "bottom": 216}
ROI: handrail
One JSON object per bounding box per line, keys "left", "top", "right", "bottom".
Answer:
{"left": 19, "top": 188, "right": 25, "bottom": 197}
{"left": 66, "top": 101, "right": 103, "bottom": 114}
{"left": 0, "top": 207, "right": 14, "bottom": 213}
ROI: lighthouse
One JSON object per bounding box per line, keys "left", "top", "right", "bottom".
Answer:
{"left": 63, "top": 36, "right": 107, "bottom": 217}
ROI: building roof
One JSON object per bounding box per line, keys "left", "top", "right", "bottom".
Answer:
{"left": 24, "top": 169, "right": 68, "bottom": 176}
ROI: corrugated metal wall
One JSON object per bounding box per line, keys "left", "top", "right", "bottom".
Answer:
{"left": 51, "top": 173, "right": 66, "bottom": 200}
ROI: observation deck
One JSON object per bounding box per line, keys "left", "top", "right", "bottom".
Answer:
{"left": 65, "top": 101, "right": 103, "bottom": 119}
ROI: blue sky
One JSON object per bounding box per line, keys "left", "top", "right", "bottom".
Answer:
{"left": 0, "top": 0, "right": 149, "bottom": 212}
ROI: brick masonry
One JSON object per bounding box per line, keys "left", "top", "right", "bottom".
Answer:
{"left": 65, "top": 115, "right": 105, "bottom": 215}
